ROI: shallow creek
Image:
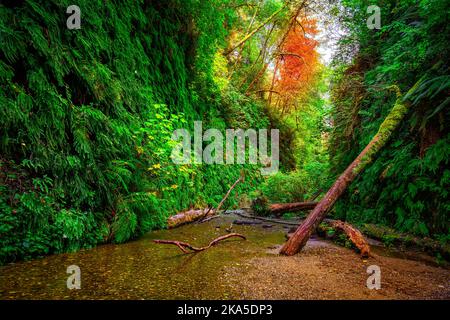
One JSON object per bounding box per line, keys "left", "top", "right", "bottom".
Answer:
{"left": 1, "top": 213, "right": 448, "bottom": 300}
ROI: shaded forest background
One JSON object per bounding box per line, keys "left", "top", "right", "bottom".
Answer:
{"left": 0, "top": 0, "right": 448, "bottom": 263}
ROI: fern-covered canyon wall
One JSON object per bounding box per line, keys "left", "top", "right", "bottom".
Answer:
{"left": 0, "top": 0, "right": 448, "bottom": 265}
{"left": 0, "top": 0, "right": 271, "bottom": 263}
{"left": 329, "top": 0, "right": 449, "bottom": 240}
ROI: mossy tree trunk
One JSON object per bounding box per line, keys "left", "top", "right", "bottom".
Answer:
{"left": 280, "top": 87, "right": 413, "bottom": 256}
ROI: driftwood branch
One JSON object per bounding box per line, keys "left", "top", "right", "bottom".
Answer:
{"left": 197, "top": 175, "right": 244, "bottom": 222}
{"left": 154, "top": 233, "right": 246, "bottom": 253}
{"left": 214, "top": 176, "right": 243, "bottom": 215}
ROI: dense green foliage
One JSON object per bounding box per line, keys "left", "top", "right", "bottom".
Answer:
{"left": 256, "top": 70, "right": 331, "bottom": 204}
{"left": 0, "top": 0, "right": 272, "bottom": 263}
{"left": 330, "top": 0, "right": 449, "bottom": 239}
{"left": 1, "top": 0, "right": 448, "bottom": 264}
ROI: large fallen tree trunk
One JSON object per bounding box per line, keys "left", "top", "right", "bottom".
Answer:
{"left": 167, "top": 176, "right": 243, "bottom": 228}
{"left": 251, "top": 197, "right": 317, "bottom": 216}
{"left": 269, "top": 202, "right": 318, "bottom": 216}
{"left": 317, "top": 220, "right": 370, "bottom": 258}
{"left": 168, "top": 198, "right": 316, "bottom": 228}
{"left": 236, "top": 212, "right": 370, "bottom": 256}
{"left": 154, "top": 233, "right": 246, "bottom": 253}
{"left": 167, "top": 208, "right": 211, "bottom": 229}
{"left": 280, "top": 85, "right": 414, "bottom": 256}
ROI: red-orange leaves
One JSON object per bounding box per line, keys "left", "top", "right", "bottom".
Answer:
{"left": 273, "top": 17, "right": 319, "bottom": 112}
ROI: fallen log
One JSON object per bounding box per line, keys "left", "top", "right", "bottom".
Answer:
{"left": 280, "top": 84, "right": 416, "bottom": 256}
{"left": 234, "top": 211, "right": 302, "bottom": 226}
{"left": 236, "top": 212, "right": 370, "bottom": 256}
{"left": 154, "top": 233, "right": 246, "bottom": 253}
{"left": 251, "top": 197, "right": 317, "bottom": 216}
{"left": 167, "top": 208, "right": 211, "bottom": 229}
{"left": 167, "top": 176, "right": 243, "bottom": 228}
{"left": 269, "top": 202, "right": 318, "bottom": 216}
{"left": 317, "top": 220, "right": 370, "bottom": 258}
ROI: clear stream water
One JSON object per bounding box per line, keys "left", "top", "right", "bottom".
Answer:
{"left": 0, "top": 212, "right": 444, "bottom": 299}
{"left": 0, "top": 214, "right": 286, "bottom": 299}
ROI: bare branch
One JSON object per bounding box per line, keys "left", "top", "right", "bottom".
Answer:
{"left": 154, "top": 233, "right": 247, "bottom": 253}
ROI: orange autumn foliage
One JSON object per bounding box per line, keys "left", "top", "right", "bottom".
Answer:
{"left": 273, "top": 18, "right": 319, "bottom": 112}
